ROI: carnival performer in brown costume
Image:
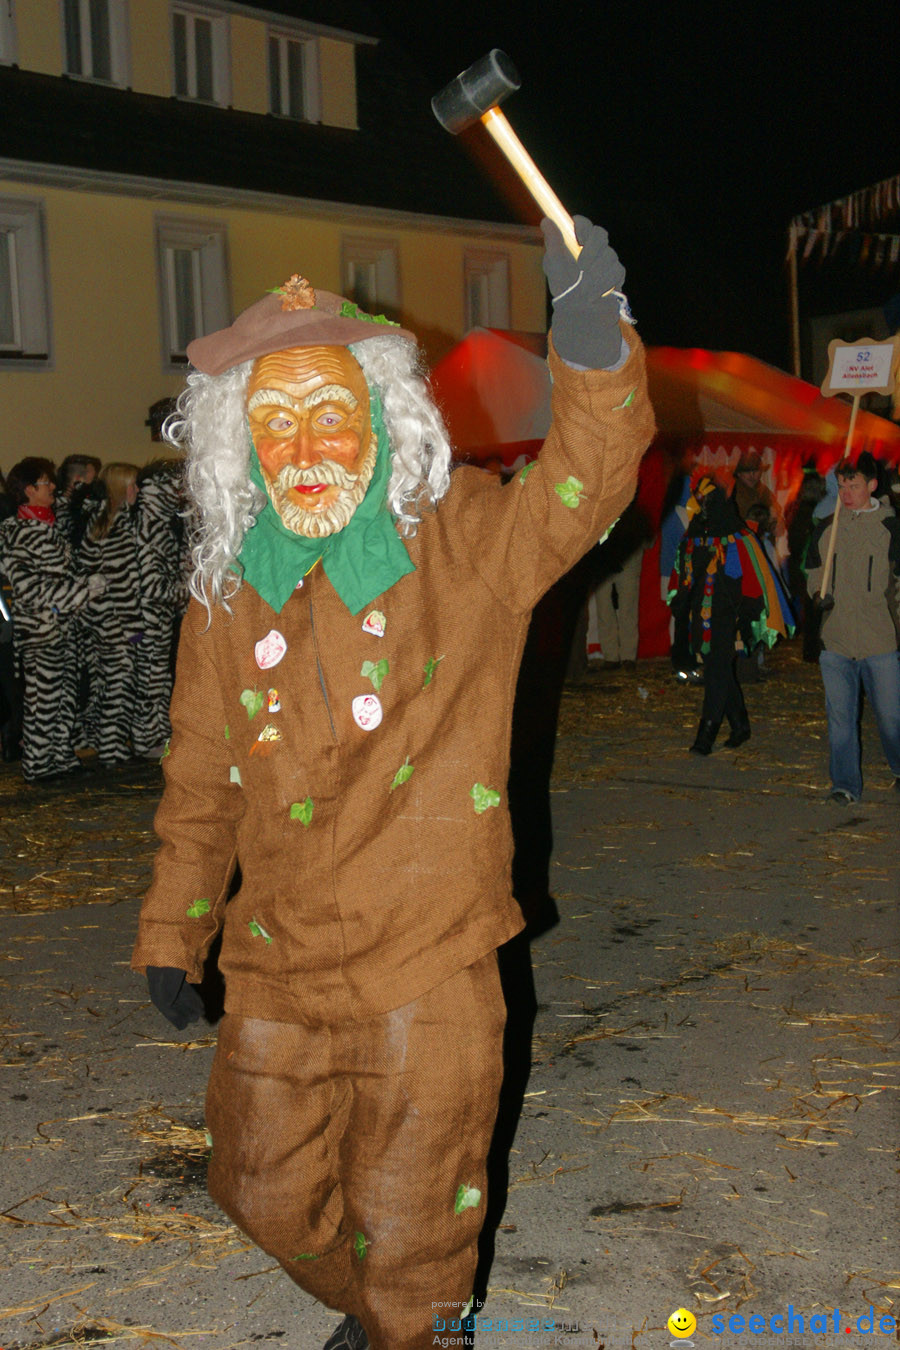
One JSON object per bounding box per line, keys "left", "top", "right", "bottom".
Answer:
{"left": 131, "top": 217, "right": 655, "bottom": 1350}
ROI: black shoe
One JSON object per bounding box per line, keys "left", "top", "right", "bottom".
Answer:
{"left": 323, "top": 1315, "right": 370, "bottom": 1350}
{"left": 827, "top": 789, "right": 855, "bottom": 805}
{"left": 689, "top": 718, "right": 719, "bottom": 756}
{"left": 723, "top": 721, "right": 751, "bottom": 748}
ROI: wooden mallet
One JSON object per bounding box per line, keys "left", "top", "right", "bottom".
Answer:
{"left": 432, "top": 49, "right": 581, "bottom": 259}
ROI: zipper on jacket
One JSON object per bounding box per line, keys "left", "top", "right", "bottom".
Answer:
{"left": 308, "top": 591, "right": 337, "bottom": 742}
{"left": 868, "top": 556, "right": 873, "bottom": 591}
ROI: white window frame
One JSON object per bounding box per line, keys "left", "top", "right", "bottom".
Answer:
{"left": 464, "top": 249, "right": 511, "bottom": 331}
{"left": 268, "top": 27, "right": 321, "bottom": 123}
{"left": 155, "top": 217, "right": 230, "bottom": 370}
{"left": 341, "top": 238, "right": 400, "bottom": 319}
{"left": 61, "top": 0, "right": 130, "bottom": 86}
{"left": 0, "top": 0, "right": 18, "bottom": 66}
{"left": 0, "top": 198, "right": 52, "bottom": 367}
{"left": 171, "top": 2, "right": 230, "bottom": 106}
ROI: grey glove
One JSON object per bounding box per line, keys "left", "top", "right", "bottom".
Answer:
{"left": 541, "top": 215, "right": 626, "bottom": 370}
{"left": 87, "top": 573, "right": 107, "bottom": 599}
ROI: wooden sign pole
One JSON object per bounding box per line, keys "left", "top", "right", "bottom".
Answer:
{"left": 819, "top": 391, "right": 861, "bottom": 603}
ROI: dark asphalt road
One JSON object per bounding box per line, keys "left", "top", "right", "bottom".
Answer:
{"left": 1, "top": 646, "right": 897, "bottom": 1349}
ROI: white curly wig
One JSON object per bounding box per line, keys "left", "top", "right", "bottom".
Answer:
{"left": 164, "top": 334, "right": 453, "bottom": 615}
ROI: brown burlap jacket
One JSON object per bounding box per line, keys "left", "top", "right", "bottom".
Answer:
{"left": 132, "top": 334, "right": 656, "bottom": 1024}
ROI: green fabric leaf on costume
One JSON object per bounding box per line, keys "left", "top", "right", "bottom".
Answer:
{"left": 291, "top": 1252, "right": 321, "bottom": 1261}
{"left": 390, "top": 757, "right": 414, "bottom": 792}
{"left": 186, "top": 898, "right": 211, "bottom": 918}
{"left": 454, "top": 1184, "right": 482, "bottom": 1214}
{"left": 224, "top": 725, "right": 230, "bottom": 741}
{"left": 354, "top": 1231, "right": 368, "bottom": 1260}
{"left": 240, "top": 688, "right": 265, "bottom": 719}
{"left": 598, "top": 517, "right": 619, "bottom": 547}
{"left": 519, "top": 461, "right": 537, "bottom": 484}
{"left": 361, "top": 658, "right": 389, "bottom": 692}
{"left": 470, "top": 783, "right": 500, "bottom": 814}
{"left": 613, "top": 387, "right": 637, "bottom": 410}
{"left": 554, "top": 476, "right": 585, "bottom": 509}
{"left": 290, "top": 796, "right": 314, "bottom": 826}
{"left": 422, "top": 655, "right": 445, "bottom": 688}
{"left": 204, "top": 1129, "right": 213, "bottom": 1150}
{"left": 230, "top": 765, "right": 242, "bottom": 786}
{"left": 161, "top": 739, "right": 171, "bottom": 757}
{"left": 248, "top": 917, "right": 272, "bottom": 944}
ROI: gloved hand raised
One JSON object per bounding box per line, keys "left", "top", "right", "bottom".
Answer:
{"left": 147, "top": 966, "right": 205, "bottom": 1030}
{"left": 541, "top": 215, "right": 626, "bottom": 370}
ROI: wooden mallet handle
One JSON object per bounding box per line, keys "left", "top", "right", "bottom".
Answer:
{"left": 479, "top": 107, "right": 580, "bottom": 259}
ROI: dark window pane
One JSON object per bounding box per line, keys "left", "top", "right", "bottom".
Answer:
{"left": 286, "top": 39, "right": 305, "bottom": 118}
{"left": 194, "top": 17, "right": 213, "bottom": 101}
{"left": 173, "top": 11, "right": 188, "bottom": 95}
{"left": 89, "top": 0, "right": 112, "bottom": 80}
{"left": 0, "top": 233, "right": 17, "bottom": 347}
{"left": 349, "top": 262, "right": 375, "bottom": 310}
{"left": 64, "top": 0, "right": 83, "bottom": 75}
{"left": 468, "top": 275, "right": 487, "bottom": 328}
{"left": 171, "top": 247, "right": 198, "bottom": 354}
{"left": 268, "top": 35, "right": 281, "bottom": 114}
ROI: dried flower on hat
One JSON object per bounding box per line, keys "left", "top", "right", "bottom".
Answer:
{"left": 270, "top": 274, "right": 317, "bottom": 312}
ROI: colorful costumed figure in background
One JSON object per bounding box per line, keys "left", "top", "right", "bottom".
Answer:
{"left": 131, "top": 217, "right": 655, "bottom": 1350}
{"left": 668, "top": 475, "right": 794, "bottom": 756}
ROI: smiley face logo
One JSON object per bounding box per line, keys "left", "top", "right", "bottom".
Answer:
{"left": 667, "top": 1308, "right": 697, "bottom": 1339}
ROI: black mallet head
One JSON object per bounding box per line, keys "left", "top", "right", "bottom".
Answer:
{"left": 431, "top": 49, "right": 520, "bottom": 134}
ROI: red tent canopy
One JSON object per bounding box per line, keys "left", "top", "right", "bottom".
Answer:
{"left": 429, "top": 333, "right": 900, "bottom": 658}
{"left": 430, "top": 330, "right": 900, "bottom": 468}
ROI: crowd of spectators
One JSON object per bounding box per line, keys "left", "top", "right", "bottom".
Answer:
{"left": 0, "top": 453, "right": 188, "bottom": 783}
{"left": 1, "top": 443, "right": 897, "bottom": 800}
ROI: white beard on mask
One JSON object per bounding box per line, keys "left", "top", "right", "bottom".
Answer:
{"left": 265, "top": 436, "right": 378, "bottom": 538}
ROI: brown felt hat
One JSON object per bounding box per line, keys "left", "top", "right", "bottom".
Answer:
{"left": 186, "top": 280, "right": 416, "bottom": 376}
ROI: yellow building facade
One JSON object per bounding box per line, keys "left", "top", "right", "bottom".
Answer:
{"left": 0, "top": 1, "right": 546, "bottom": 474}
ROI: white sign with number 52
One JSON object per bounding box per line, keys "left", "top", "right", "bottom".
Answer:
{"left": 821, "top": 337, "right": 898, "bottom": 395}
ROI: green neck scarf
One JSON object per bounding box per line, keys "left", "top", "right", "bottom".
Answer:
{"left": 237, "top": 387, "right": 415, "bottom": 615}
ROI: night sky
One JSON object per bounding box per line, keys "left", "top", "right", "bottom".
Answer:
{"left": 373, "top": 0, "right": 899, "bottom": 367}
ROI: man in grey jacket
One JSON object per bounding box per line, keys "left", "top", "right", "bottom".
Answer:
{"left": 807, "top": 452, "right": 900, "bottom": 803}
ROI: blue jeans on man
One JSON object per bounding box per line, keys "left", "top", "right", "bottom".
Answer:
{"left": 819, "top": 650, "right": 900, "bottom": 800}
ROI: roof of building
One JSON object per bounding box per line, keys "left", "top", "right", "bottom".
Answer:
{"left": 0, "top": 13, "right": 533, "bottom": 230}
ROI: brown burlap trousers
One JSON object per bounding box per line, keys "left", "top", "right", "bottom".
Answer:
{"left": 205, "top": 954, "right": 506, "bottom": 1350}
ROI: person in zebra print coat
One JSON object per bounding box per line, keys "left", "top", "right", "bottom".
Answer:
{"left": 0, "top": 458, "right": 107, "bottom": 782}
{"left": 79, "top": 462, "right": 160, "bottom": 765}
{"left": 133, "top": 459, "right": 190, "bottom": 754}
{"left": 54, "top": 458, "right": 102, "bottom": 748}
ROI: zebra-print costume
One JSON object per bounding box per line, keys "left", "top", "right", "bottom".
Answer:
{"left": 0, "top": 513, "right": 103, "bottom": 781}
{"left": 133, "top": 465, "right": 188, "bottom": 750}
{"left": 53, "top": 485, "right": 97, "bottom": 746}
{"left": 79, "top": 502, "right": 155, "bottom": 763}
